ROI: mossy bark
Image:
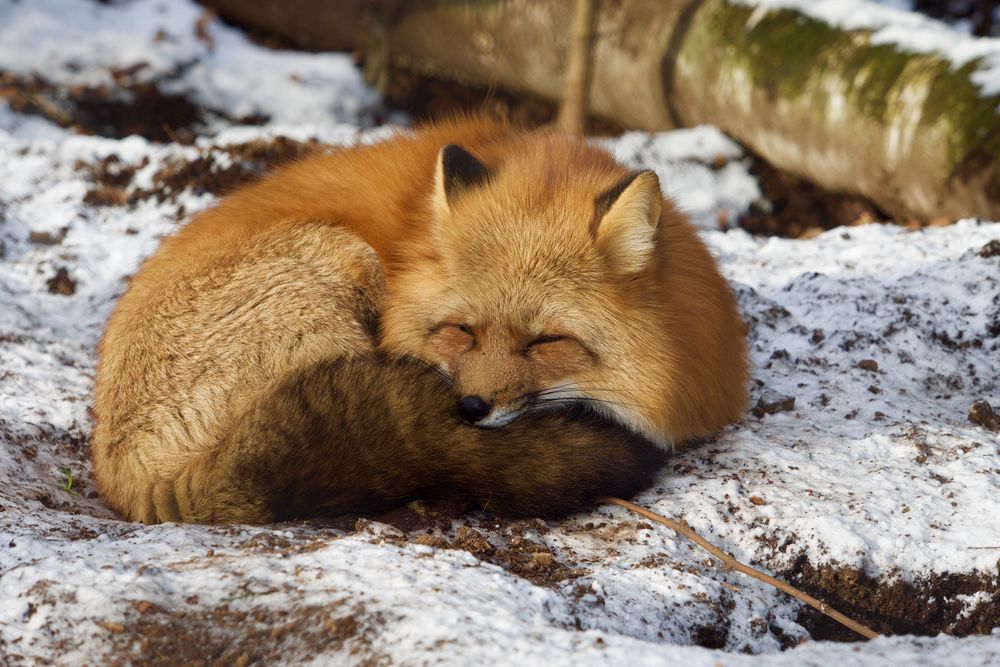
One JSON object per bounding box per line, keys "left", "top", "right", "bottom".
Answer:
{"left": 673, "top": 0, "right": 1000, "bottom": 219}
{"left": 202, "top": 0, "right": 1000, "bottom": 220}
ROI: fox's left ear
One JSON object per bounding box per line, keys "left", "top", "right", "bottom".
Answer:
{"left": 593, "top": 170, "right": 662, "bottom": 274}
{"left": 432, "top": 145, "right": 491, "bottom": 221}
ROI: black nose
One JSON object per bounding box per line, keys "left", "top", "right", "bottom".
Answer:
{"left": 458, "top": 395, "right": 492, "bottom": 423}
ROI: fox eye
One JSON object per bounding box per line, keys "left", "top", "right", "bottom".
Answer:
{"left": 456, "top": 324, "right": 474, "bottom": 336}
{"left": 528, "top": 334, "right": 567, "bottom": 347}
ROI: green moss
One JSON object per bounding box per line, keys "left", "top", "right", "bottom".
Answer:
{"left": 923, "top": 59, "right": 1000, "bottom": 189}
{"left": 702, "top": 5, "right": 842, "bottom": 102}
{"left": 694, "top": 1, "right": 1000, "bottom": 188}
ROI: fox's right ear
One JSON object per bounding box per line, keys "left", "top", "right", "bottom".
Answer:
{"left": 432, "top": 145, "right": 491, "bottom": 220}
{"left": 593, "top": 170, "right": 662, "bottom": 275}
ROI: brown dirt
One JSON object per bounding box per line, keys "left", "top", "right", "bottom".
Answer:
{"left": 979, "top": 239, "right": 1000, "bottom": 258}
{"left": 104, "top": 599, "right": 387, "bottom": 667}
{"left": 46, "top": 267, "right": 77, "bottom": 295}
{"left": 784, "top": 559, "right": 1000, "bottom": 640}
{"left": 342, "top": 500, "right": 583, "bottom": 588}
{"left": 1, "top": 69, "right": 205, "bottom": 143}
{"left": 739, "top": 155, "right": 903, "bottom": 238}
{"left": 0, "top": 66, "right": 268, "bottom": 144}
{"left": 79, "top": 136, "right": 322, "bottom": 211}
{"left": 140, "top": 136, "right": 321, "bottom": 201}
{"left": 750, "top": 391, "right": 796, "bottom": 418}
{"left": 969, "top": 400, "right": 999, "bottom": 431}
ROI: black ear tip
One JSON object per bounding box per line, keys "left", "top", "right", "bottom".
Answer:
{"left": 439, "top": 144, "right": 490, "bottom": 198}
{"left": 440, "top": 144, "right": 484, "bottom": 174}
{"left": 441, "top": 144, "right": 469, "bottom": 160}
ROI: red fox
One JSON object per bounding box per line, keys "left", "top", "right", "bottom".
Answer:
{"left": 90, "top": 116, "right": 745, "bottom": 524}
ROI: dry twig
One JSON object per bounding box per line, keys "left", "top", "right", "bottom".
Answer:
{"left": 556, "top": 0, "right": 597, "bottom": 135}
{"left": 601, "top": 496, "right": 880, "bottom": 641}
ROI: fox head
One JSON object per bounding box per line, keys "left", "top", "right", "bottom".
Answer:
{"left": 380, "top": 139, "right": 663, "bottom": 433}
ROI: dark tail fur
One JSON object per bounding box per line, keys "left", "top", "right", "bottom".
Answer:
{"left": 163, "top": 354, "right": 665, "bottom": 524}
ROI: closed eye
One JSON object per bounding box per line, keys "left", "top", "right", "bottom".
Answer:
{"left": 528, "top": 334, "right": 567, "bottom": 347}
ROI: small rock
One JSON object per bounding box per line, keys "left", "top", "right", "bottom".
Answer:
{"left": 749, "top": 496, "right": 766, "bottom": 506}
{"left": 133, "top": 600, "right": 158, "bottom": 614}
{"left": 857, "top": 359, "right": 879, "bottom": 372}
{"left": 969, "top": 400, "right": 999, "bottom": 432}
{"left": 28, "top": 228, "right": 68, "bottom": 245}
{"left": 977, "top": 239, "right": 1000, "bottom": 258}
{"left": 46, "top": 267, "right": 76, "bottom": 295}
{"left": 414, "top": 534, "right": 448, "bottom": 549}
{"left": 530, "top": 552, "right": 555, "bottom": 569}
{"left": 95, "top": 620, "right": 125, "bottom": 633}
{"left": 452, "top": 526, "right": 494, "bottom": 555}
{"left": 751, "top": 391, "right": 795, "bottom": 418}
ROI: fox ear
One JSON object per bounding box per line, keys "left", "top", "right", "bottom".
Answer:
{"left": 433, "top": 145, "right": 491, "bottom": 219}
{"left": 593, "top": 170, "right": 662, "bottom": 275}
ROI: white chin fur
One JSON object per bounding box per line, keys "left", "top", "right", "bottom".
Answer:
{"left": 475, "top": 408, "right": 520, "bottom": 428}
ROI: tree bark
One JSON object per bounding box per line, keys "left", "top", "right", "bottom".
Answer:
{"left": 201, "top": 0, "right": 1000, "bottom": 221}
{"left": 556, "top": 0, "right": 598, "bottom": 135}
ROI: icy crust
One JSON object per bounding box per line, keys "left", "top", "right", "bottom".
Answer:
{"left": 734, "top": 0, "right": 1000, "bottom": 95}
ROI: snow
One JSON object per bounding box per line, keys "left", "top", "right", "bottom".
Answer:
{"left": 1, "top": 0, "right": 998, "bottom": 664}
{"left": 0, "top": 0, "right": 378, "bottom": 128}
{"left": 736, "top": 0, "right": 1000, "bottom": 95}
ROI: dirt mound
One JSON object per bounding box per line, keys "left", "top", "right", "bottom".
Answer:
{"left": 80, "top": 136, "right": 321, "bottom": 212}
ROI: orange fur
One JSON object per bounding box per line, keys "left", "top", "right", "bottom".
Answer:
{"left": 102, "top": 116, "right": 746, "bottom": 457}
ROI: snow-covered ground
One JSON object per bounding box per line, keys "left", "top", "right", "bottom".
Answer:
{"left": 1, "top": 1, "right": 998, "bottom": 664}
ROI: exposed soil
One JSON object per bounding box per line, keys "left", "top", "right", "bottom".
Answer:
{"left": 341, "top": 500, "right": 584, "bottom": 588}
{"left": 30, "top": 579, "right": 389, "bottom": 667}
{"left": 786, "top": 560, "right": 1000, "bottom": 640}
{"left": 969, "top": 400, "right": 999, "bottom": 431}
{"left": 1, "top": 69, "right": 205, "bottom": 143}
{"left": 45, "top": 266, "right": 77, "bottom": 295}
{"left": 0, "top": 67, "right": 266, "bottom": 143}
{"left": 739, "top": 156, "right": 894, "bottom": 239}
{"left": 80, "top": 136, "right": 322, "bottom": 211}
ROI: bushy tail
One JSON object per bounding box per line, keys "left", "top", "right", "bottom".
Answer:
{"left": 155, "top": 355, "right": 665, "bottom": 524}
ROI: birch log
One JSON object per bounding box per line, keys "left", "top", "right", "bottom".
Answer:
{"left": 202, "top": 0, "right": 1000, "bottom": 220}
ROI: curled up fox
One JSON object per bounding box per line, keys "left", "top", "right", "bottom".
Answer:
{"left": 90, "top": 116, "right": 748, "bottom": 524}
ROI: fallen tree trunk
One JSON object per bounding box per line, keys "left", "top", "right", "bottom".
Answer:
{"left": 203, "top": 0, "right": 1000, "bottom": 220}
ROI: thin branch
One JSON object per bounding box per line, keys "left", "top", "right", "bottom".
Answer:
{"left": 556, "top": 0, "right": 597, "bottom": 135}
{"left": 600, "top": 496, "right": 881, "bottom": 641}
